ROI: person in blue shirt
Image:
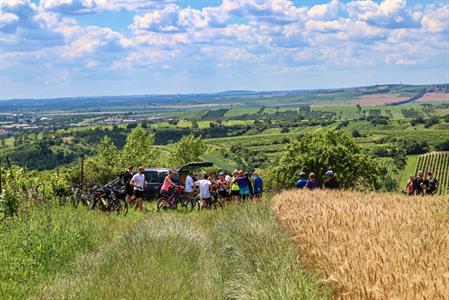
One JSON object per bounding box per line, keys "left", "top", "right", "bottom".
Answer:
{"left": 236, "top": 170, "right": 251, "bottom": 202}
{"left": 295, "top": 172, "right": 308, "bottom": 189}
{"left": 252, "top": 172, "right": 263, "bottom": 199}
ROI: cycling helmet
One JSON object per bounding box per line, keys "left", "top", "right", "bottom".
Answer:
{"left": 298, "top": 171, "right": 306, "bottom": 176}
{"left": 325, "top": 170, "right": 334, "bottom": 176}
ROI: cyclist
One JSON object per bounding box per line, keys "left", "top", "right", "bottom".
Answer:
{"left": 230, "top": 170, "right": 240, "bottom": 202}
{"left": 252, "top": 172, "right": 263, "bottom": 199}
{"left": 217, "top": 172, "right": 230, "bottom": 202}
{"left": 295, "top": 172, "right": 308, "bottom": 189}
{"left": 161, "top": 169, "right": 179, "bottom": 199}
{"left": 405, "top": 176, "right": 415, "bottom": 196}
{"left": 236, "top": 170, "right": 251, "bottom": 202}
{"left": 413, "top": 171, "right": 425, "bottom": 195}
{"left": 122, "top": 166, "right": 134, "bottom": 204}
{"left": 130, "top": 166, "right": 146, "bottom": 211}
{"left": 305, "top": 172, "right": 319, "bottom": 191}
{"left": 323, "top": 170, "right": 339, "bottom": 189}
{"left": 185, "top": 170, "right": 195, "bottom": 198}
{"left": 194, "top": 174, "right": 213, "bottom": 207}
{"left": 424, "top": 171, "right": 438, "bottom": 195}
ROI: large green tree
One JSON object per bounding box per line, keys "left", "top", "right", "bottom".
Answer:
{"left": 266, "top": 130, "right": 379, "bottom": 190}
{"left": 171, "top": 135, "right": 208, "bottom": 167}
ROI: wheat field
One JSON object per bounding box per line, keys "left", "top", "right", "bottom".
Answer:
{"left": 273, "top": 190, "right": 449, "bottom": 299}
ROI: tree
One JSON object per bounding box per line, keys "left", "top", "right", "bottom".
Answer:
{"left": 121, "top": 124, "right": 159, "bottom": 168}
{"left": 171, "top": 135, "right": 208, "bottom": 167}
{"left": 84, "top": 136, "right": 121, "bottom": 183}
{"left": 265, "top": 130, "right": 379, "bottom": 190}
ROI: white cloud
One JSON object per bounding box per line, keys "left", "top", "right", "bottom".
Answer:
{"left": 62, "top": 26, "right": 126, "bottom": 58}
{"left": 40, "top": 0, "right": 176, "bottom": 14}
{"left": 307, "top": 0, "right": 342, "bottom": 21}
{"left": 421, "top": 4, "right": 449, "bottom": 33}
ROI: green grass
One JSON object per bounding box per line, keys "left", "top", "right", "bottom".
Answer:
{"left": 28, "top": 202, "right": 328, "bottom": 300}
{"left": 0, "top": 205, "right": 142, "bottom": 300}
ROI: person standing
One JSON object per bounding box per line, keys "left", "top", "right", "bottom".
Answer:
{"left": 424, "top": 172, "right": 438, "bottom": 195}
{"left": 217, "top": 172, "right": 230, "bottom": 202}
{"left": 413, "top": 171, "right": 425, "bottom": 195}
{"left": 130, "top": 166, "right": 146, "bottom": 211}
{"left": 305, "top": 172, "right": 319, "bottom": 191}
{"left": 185, "top": 170, "right": 195, "bottom": 198}
{"left": 122, "top": 166, "right": 134, "bottom": 204}
{"left": 323, "top": 170, "right": 339, "bottom": 190}
{"left": 230, "top": 170, "right": 240, "bottom": 202}
{"left": 405, "top": 176, "right": 415, "bottom": 196}
{"left": 161, "top": 169, "right": 178, "bottom": 198}
{"left": 194, "top": 174, "right": 212, "bottom": 207}
{"left": 252, "top": 172, "right": 263, "bottom": 199}
{"left": 295, "top": 172, "right": 308, "bottom": 189}
{"left": 236, "top": 170, "right": 251, "bottom": 202}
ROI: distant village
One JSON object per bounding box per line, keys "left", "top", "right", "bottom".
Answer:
{"left": 0, "top": 113, "right": 176, "bottom": 135}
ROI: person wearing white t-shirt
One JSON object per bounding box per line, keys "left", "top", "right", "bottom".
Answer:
{"left": 130, "top": 166, "right": 146, "bottom": 211}
{"left": 185, "top": 171, "right": 195, "bottom": 198}
{"left": 194, "top": 174, "right": 212, "bottom": 206}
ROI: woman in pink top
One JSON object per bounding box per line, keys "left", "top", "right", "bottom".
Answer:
{"left": 161, "top": 169, "right": 178, "bottom": 197}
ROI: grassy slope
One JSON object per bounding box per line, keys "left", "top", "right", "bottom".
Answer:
{"left": 31, "top": 202, "right": 328, "bottom": 300}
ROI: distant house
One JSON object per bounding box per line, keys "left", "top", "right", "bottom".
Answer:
{"left": 127, "top": 114, "right": 146, "bottom": 122}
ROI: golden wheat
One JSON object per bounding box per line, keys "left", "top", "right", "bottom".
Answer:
{"left": 272, "top": 190, "right": 449, "bottom": 299}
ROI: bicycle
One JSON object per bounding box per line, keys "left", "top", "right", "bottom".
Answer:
{"left": 195, "top": 191, "right": 223, "bottom": 210}
{"left": 89, "top": 185, "right": 128, "bottom": 215}
{"left": 157, "top": 186, "right": 195, "bottom": 212}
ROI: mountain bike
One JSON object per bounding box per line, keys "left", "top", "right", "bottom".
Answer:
{"left": 157, "top": 186, "right": 195, "bottom": 212}
{"left": 89, "top": 185, "right": 128, "bottom": 215}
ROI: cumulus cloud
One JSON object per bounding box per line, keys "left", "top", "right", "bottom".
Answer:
{"left": 347, "top": 0, "right": 421, "bottom": 29}
{"left": 1, "top": 0, "right": 448, "bottom": 98}
{"left": 40, "top": 0, "right": 176, "bottom": 14}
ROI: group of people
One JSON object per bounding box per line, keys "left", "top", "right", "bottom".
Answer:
{"left": 405, "top": 171, "right": 438, "bottom": 196}
{"left": 184, "top": 169, "right": 264, "bottom": 206}
{"left": 121, "top": 166, "right": 264, "bottom": 211}
{"left": 295, "top": 170, "right": 339, "bottom": 190}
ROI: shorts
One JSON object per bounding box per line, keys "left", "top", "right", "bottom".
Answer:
{"left": 219, "top": 190, "right": 228, "bottom": 198}
{"left": 134, "top": 190, "right": 143, "bottom": 198}
{"left": 239, "top": 187, "right": 250, "bottom": 196}
{"left": 126, "top": 187, "right": 134, "bottom": 196}
{"left": 230, "top": 190, "right": 240, "bottom": 196}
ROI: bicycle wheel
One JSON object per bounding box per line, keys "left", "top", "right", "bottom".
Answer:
{"left": 209, "top": 199, "right": 223, "bottom": 210}
{"left": 71, "top": 195, "right": 80, "bottom": 208}
{"left": 157, "top": 197, "right": 169, "bottom": 211}
{"left": 182, "top": 198, "right": 195, "bottom": 212}
{"left": 122, "top": 199, "right": 128, "bottom": 216}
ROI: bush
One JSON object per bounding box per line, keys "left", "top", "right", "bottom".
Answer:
{"left": 435, "top": 139, "right": 449, "bottom": 151}
{"left": 351, "top": 129, "right": 361, "bottom": 138}
{"left": 0, "top": 187, "right": 20, "bottom": 218}
{"left": 266, "top": 130, "right": 379, "bottom": 190}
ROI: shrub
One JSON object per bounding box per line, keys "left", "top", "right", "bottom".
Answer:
{"left": 265, "top": 130, "right": 379, "bottom": 190}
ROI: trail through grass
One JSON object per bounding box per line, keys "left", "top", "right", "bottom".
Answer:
{"left": 31, "top": 202, "right": 327, "bottom": 300}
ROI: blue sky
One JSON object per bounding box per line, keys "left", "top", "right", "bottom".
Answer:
{"left": 0, "top": 0, "right": 448, "bottom": 99}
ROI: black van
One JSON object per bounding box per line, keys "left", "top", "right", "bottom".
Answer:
{"left": 106, "top": 162, "right": 213, "bottom": 200}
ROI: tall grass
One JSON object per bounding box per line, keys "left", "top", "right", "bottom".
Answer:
{"left": 273, "top": 190, "right": 449, "bottom": 299}
{"left": 0, "top": 205, "right": 140, "bottom": 300}
{"left": 33, "top": 202, "right": 328, "bottom": 299}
